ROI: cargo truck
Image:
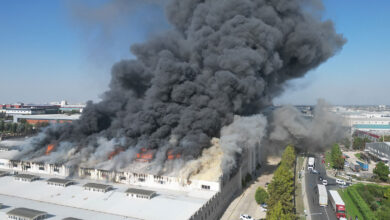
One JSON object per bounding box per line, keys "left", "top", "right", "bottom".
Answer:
{"left": 356, "top": 160, "right": 369, "bottom": 171}
{"left": 329, "top": 190, "right": 346, "bottom": 219}
{"left": 308, "top": 157, "right": 315, "bottom": 171}
{"left": 318, "top": 184, "right": 328, "bottom": 206}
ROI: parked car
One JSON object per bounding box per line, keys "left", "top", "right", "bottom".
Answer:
{"left": 240, "top": 214, "right": 254, "bottom": 220}
{"left": 322, "top": 179, "right": 328, "bottom": 186}
{"left": 260, "top": 203, "right": 268, "bottom": 212}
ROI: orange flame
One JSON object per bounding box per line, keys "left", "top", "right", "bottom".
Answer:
{"left": 46, "top": 144, "right": 55, "bottom": 155}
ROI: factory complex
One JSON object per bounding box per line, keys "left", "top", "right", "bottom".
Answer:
{"left": 0, "top": 137, "right": 260, "bottom": 220}
{"left": 332, "top": 105, "right": 390, "bottom": 135}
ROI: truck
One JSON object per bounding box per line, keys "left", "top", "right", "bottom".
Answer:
{"left": 356, "top": 160, "right": 369, "bottom": 171}
{"left": 308, "top": 157, "right": 315, "bottom": 171}
{"left": 329, "top": 190, "right": 346, "bottom": 219}
{"left": 318, "top": 184, "right": 328, "bottom": 207}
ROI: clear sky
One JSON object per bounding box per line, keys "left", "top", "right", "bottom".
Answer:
{"left": 0, "top": 0, "right": 389, "bottom": 105}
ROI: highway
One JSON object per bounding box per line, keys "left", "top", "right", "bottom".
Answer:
{"left": 304, "top": 155, "right": 339, "bottom": 220}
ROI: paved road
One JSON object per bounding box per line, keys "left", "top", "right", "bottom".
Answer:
{"left": 305, "top": 155, "right": 339, "bottom": 220}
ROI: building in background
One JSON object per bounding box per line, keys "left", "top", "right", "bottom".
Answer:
{"left": 59, "top": 100, "right": 85, "bottom": 113}
{"left": 365, "top": 142, "right": 390, "bottom": 164}
{"left": 13, "top": 114, "right": 81, "bottom": 125}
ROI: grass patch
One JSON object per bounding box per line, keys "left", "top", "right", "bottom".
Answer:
{"left": 355, "top": 153, "right": 361, "bottom": 160}
{"left": 339, "top": 188, "right": 365, "bottom": 220}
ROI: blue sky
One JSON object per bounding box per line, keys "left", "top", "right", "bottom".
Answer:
{"left": 0, "top": 0, "right": 389, "bottom": 105}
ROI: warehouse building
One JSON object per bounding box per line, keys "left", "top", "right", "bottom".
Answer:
{"left": 7, "top": 207, "right": 47, "bottom": 220}
{"left": 83, "top": 183, "right": 113, "bottom": 193}
{"left": 14, "top": 174, "right": 40, "bottom": 182}
{"left": 13, "top": 114, "right": 80, "bottom": 125}
{"left": 365, "top": 142, "right": 390, "bottom": 163}
{"left": 47, "top": 178, "right": 74, "bottom": 187}
{"left": 125, "top": 188, "right": 156, "bottom": 199}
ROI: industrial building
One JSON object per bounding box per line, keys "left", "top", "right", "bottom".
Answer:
{"left": 353, "top": 130, "right": 381, "bottom": 142}
{"left": 13, "top": 114, "right": 80, "bottom": 125}
{"left": 0, "top": 160, "right": 70, "bottom": 177}
{"left": 365, "top": 142, "right": 390, "bottom": 163}
{"left": 0, "top": 135, "right": 261, "bottom": 220}
{"left": 6, "top": 207, "right": 47, "bottom": 220}
{"left": 59, "top": 100, "right": 85, "bottom": 113}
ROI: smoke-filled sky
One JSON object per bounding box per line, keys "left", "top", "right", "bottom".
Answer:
{"left": 0, "top": 0, "right": 389, "bottom": 105}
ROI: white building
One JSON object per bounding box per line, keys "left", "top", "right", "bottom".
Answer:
{"left": 365, "top": 142, "right": 390, "bottom": 163}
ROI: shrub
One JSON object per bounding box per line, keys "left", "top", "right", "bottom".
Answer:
{"left": 347, "top": 187, "right": 376, "bottom": 220}
{"left": 255, "top": 187, "right": 269, "bottom": 205}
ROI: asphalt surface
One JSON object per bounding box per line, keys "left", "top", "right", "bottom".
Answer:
{"left": 305, "top": 155, "right": 339, "bottom": 220}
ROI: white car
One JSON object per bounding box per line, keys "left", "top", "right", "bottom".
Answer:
{"left": 240, "top": 214, "right": 254, "bottom": 220}
{"left": 336, "top": 179, "right": 346, "bottom": 185}
{"left": 322, "top": 179, "right": 328, "bottom": 185}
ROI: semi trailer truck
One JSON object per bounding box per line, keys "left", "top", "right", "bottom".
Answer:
{"left": 329, "top": 190, "right": 346, "bottom": 219}
{"left": 318, "top": 184, "right": 328, "bottom": 207}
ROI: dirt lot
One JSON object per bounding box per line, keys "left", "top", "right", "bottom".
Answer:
{"left": 220, "top": 156, "right": 280, "bottom": 220}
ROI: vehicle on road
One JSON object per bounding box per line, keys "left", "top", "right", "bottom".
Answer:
{"left": 240, "top": 214, "right": 254, "bottom": 220}
{"left": 318, "top": 176, "right": 323, "bottom": 181}
{"left": 322, "top": 179, "right": 328, "bottom": 186}
{"left": 308, "top": 157, "right": 315, "bottom": 171}
{"left": 318, "top": 184, "right": 328, "bottom": 206}
{"left": 311, "top": 169, "right": 319, "bottom": 174}
{"left": 329, "top": 190, "right": 346, "bottom": 219}
{"left": 336, "top": 179, "right": 346, "bottom": 186}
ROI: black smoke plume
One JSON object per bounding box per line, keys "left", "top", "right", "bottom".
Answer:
{"left": 17, "top": 0, "right": 345, "bottom": 168}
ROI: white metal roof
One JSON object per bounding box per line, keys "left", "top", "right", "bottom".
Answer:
{"left": 0, "top": 175, "right": 214, "bottom": 220}
{"left": 329, "top": 190, "right": 344, "bottom": 205}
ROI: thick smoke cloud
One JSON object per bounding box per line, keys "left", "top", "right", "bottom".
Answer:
{"left": 267, "top": 100, "right": 347, "bottom": 153}
{"left": 16, "top": 0, "right": 345, "bottom": 172}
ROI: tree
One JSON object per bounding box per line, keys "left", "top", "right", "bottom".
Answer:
{"left": 267, "top": 201, "right": 294, "bottom": 220}
{"left": 267, "top": 165, "right": 294, "bottom": 213}
{"left": 0, "top": 120, "right": 4, "bottom": 131}
{"left": 255, "top": 187, "right": 268, "bottom": 205}
{"left": 342, "top": 138, "right": 351, "bottom": 149}
{"left": 374, "top": 162, "right": 390, "bottom": 182}
{"left": 331, "top": 144, "right": 344, "bottom": 169}
{"left": 281, "top": 145, "right": 296, "bottom": 168}
{"left": 11, "top": 123, "right": 18, "bottom": 133}
{"left": 353, "top": 137, "right": 371, "bottom": 150}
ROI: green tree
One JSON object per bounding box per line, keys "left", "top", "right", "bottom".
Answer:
{"left": 353, "top": 137, "right": 371, "bottom": 150}
{"left": 255, "top": 187, "right": 268, "bottom": 205}
{"left": 267, "top": 165, "right": 294, "bottom": 213}
{"left": 11, "top": 123, "right": 18, "bottom": 133}
{"left": 0, "top": 120, "right": 4, "bottom": 132}
{"left": 342, "top": 138, "right": 351, "bottom": 149}
{"left": 16, "top": 123, "right": 25, "bottom": 134}
{"left": 267, "top": 201, "right": 294, "bottom": 220}
{"left": 374, "top": 162, "right": 390, "bottom": 182}
{"left": 331, "top": 144, "right": 344, "bottom": 169}
{"left": 281, "top": 145, "right": 296, "bottom": 168}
